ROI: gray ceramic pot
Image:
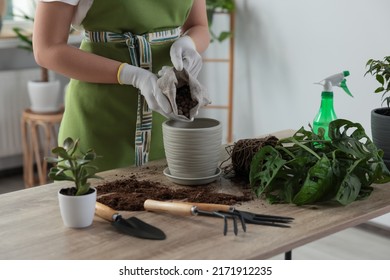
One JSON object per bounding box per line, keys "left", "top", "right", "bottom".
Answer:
{"left": 162, "top": 118, "right": 222, "bottom": 179}
{"left": 371, "top": 107, "right": 390, "bottom": 169}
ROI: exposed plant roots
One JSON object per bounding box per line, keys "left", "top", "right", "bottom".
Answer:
{"left": 221, "top": 135, "right": 279, "bottom": 178}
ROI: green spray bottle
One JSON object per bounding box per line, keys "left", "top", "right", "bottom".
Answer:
{"left": 313, "top": 71, "right": 353, "bottom": 139}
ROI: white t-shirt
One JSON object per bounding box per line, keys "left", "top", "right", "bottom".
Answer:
{"left": 40, "top": 0, "right": 93, "bottom": 28}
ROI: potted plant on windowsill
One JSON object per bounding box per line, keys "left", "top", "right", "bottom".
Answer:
{"left": 13, "top": 7, "right": 63, "bottom": 113}
{"left": 365, "top": 56, "right": 390, "bottom": 169}
{"left": 45, "top": 137, "right": 102, "bottom": 228}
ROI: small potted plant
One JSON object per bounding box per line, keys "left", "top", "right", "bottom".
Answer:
{"left": 365, "top": 56, "right": 390, "bottom": 168}
{"left": 45, "top": 137, "right": 102, "bottom": 228}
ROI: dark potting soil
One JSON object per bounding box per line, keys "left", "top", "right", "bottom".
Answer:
{"left": 96, "top": 175, "right": 253, "bottom": 211}
{"left": 176, "top": 85, "right": 198, "bottom": 119}
{"left": 59, "top": 187, "right": 95, "bottom": 196}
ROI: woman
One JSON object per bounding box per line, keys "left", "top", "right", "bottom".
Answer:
{"left": 33, "top": 0, "right": 210, "bottom": 171}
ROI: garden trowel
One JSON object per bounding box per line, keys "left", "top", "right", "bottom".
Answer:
{"left": 95, "top": 202, "right": 166, "bottom": 240}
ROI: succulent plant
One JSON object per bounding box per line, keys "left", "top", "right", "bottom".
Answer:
{"left": 45, "top": 137, "right": 102, "bottom": 196}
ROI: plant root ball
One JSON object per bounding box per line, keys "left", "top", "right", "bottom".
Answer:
{"left": 224, "top": 136, "right": 279, "bottom": 178}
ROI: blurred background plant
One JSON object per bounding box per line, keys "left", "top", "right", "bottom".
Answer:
{"left": 365, "top": 56, "right": 390, "bottom": 108}
{"left": 12, "top": 1, "right": 74, "bottom": 82}
{"left": 12, "top": 1, "right": 46, "bottom": 81}
{"left": 206, "top": 0, "right": 235, "bottom": 42}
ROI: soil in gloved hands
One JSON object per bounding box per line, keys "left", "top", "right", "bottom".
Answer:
{"left": 176, "top": 85, "right": 198, "bottom": 119}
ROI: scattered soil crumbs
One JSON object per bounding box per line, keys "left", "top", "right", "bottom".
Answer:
{"left": 96, "top": 176, "right": 253, "bottom": 211}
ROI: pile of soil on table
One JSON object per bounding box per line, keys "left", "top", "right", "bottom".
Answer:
{"left": 96, "top": 175, "right": 254, "bottom": 211}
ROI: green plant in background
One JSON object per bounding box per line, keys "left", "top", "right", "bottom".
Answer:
{"left": 206, "top": 0, "right": 235, "bottom": 42}
{"left": 365, "top": 56, "right": 390, "bottom": 108}
{"left": 249, "top": 119, "right": 390, "bottom": 206}
{"left": 12, "top": 2, "right": 74, "bottom": 82}
{"left": 12, "top": 13, "right": 34, "bottom": 51}
{"left": 11, "top": 1, "right": 50, "bottom": 82}
{"left": 45, "top": 137, "right": 102, "bottom": 196}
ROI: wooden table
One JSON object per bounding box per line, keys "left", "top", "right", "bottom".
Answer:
{"left": 1, "top": 131, "right": 390, "bottom": 260}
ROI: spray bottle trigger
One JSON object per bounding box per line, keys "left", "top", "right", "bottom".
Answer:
{"left": 340, "top": 79, "right": 353, "bottom": 97}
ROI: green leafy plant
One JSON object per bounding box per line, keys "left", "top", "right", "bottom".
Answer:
{"left": 206, "top": 0, "right": 235, "bottom": 42}
{"left": 45, "top": 137, "right": 102, "bottom": 196}
{"left": 249, "top": 119, "right": 390, "bottom": 206}
{"left": 365, "top": 56, "right": 390, "bottom": 108}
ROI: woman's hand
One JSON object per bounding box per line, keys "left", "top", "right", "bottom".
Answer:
{"left": 170, "top": 35, "right": 202, "bottom": 78}
{"left": 118, "top": 63, "right": 174, "bottom": 117}
{"left": 173, "top": 0, "right": 210, "bottom": 78}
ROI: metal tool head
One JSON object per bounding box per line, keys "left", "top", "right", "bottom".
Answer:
{"left": 113, "top": 215, "right": 166, "bottom": 240}
{"left": 229, "top": 210, "right": 294, "bottom": 228}
{"left": 196, "top": 209, "right": 246, "bottom": 236}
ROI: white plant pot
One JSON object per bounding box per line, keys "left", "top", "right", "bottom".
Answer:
{"left": 28, "top": 80, "right": 61, "bottom": 113}
{"left": 58, "top": 187, "right": 97, "bottom": 228}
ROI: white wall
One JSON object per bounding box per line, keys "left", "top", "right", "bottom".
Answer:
{"left": 233, "top": 0, "right": 390, "bottom": 140}
{"left": 11, "top": 0, "right": 36, "bottom": 18}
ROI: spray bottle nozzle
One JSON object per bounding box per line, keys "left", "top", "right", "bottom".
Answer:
{"left": 315, "top": 70, "right": 353, "bottom": 97}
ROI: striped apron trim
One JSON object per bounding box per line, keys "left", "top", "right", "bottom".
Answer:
{"left": 84, "top": 27, "right": 181, "bottom": 166}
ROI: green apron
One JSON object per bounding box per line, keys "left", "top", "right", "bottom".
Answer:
{"left": 59, "top": 0, "right": 194, "bottom": 171}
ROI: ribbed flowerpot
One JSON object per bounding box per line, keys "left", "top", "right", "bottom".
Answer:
{"left": 371, "top": 108, "right": 390, "bottom": 169}
{"left": 58, "top": 187, "right": 97, "bottom": 228}
{"left": 163, "top": 118, "right": 222, "bottom": 179}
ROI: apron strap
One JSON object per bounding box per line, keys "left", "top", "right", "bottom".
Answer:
{"left": 84, "top": 28, "right": 181, "bottom": 166}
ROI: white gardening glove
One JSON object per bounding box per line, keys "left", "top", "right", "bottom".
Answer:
{"left": 170, "top": 35, "right": 202, "bottom": 78}
{"left": 118, "top": 63, "right": 173, "bottom": 116}
{"left": 157, "top": 66, "right": 210, "bottom": 122}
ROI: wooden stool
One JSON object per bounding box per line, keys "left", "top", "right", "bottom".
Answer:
{"left": 21, "top": 109, "right": 63, "bottom": 188}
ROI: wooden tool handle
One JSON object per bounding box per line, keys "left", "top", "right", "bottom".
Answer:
{"left": 174, "top": 201, "right": 233, "bottom": 212}
{"left": 95, "top": 202, "right": 117, "bottom": 222}
{"left": 144, "top": 199, "right": 196, "bottom": 216}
